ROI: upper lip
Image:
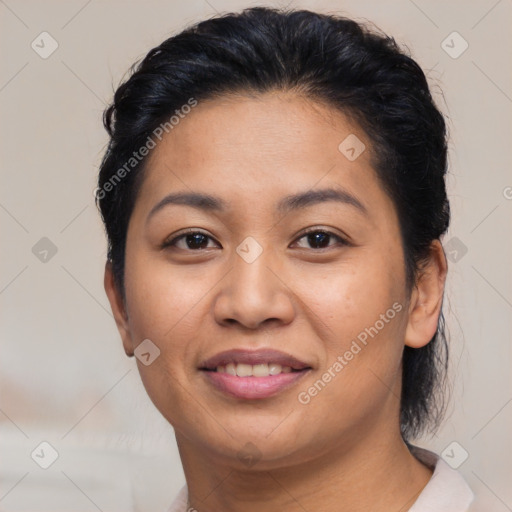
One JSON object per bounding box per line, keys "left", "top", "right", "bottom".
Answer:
{"left": 199, "top": 348, "right": 312, "bottom": 371}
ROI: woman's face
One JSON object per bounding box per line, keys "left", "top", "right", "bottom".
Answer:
{"left": 107, "top": 91, "right": 418, "bottom": 468}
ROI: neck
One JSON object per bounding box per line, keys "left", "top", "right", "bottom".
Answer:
{"left": 175, "top": 423, "right": 432, "bottom": 512}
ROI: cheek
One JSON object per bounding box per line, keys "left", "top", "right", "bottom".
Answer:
{"left": 297, "top": 247, "right": 408, "bottom": 403}
{"left": 293, "top": 269, "right": 407, "bottom": 435}
{"left": 124, "top": 250, "right": 207, "bottom": 341}
{"left": 122, "top": 252, "right": 210, "bottom": 426}
{"left": 299, "top": 247, "right": 407, "bottom": 341}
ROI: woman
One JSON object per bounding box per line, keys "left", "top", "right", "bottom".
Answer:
{"left": 96, "top": 7, "right": 475, "bottom": 511}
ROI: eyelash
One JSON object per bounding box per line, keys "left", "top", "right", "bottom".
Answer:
{"left": 161, "top": 227, "right": 350, "bottom": 252}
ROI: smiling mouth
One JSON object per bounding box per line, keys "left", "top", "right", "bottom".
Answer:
{"left": 198, "top": 348, "right": 313, "bottom": 399}
{"left": 203, "top": 362, "right": 307, "bottom": 377}
{"left": 201, "top": 366, "right": 311, "bottom": 400}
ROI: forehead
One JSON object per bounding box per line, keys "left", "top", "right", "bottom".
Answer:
{"left": 146, "top": 91, "right": 360, "bottom": 172}
{"left": 134, "top": 91, "right": 394, "bottom": 222}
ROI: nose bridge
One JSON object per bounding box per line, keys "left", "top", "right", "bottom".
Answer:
{"left": 213, "top": 235, "right": 294, "bottom": 329}
{"left": 234, "top": 235, "right": 274, "bottom": 297}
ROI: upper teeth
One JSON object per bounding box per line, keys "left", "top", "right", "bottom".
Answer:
{"left": 216, "top": 363, "right": 293, "bottom": 377}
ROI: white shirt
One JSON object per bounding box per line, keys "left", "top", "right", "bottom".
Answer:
{"left": 166, "top": 445, "right": 474, "bottom": 512}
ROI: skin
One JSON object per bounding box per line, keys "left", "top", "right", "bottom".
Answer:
{"left": 104, "top": 91, "right": 448, "bottom": 512}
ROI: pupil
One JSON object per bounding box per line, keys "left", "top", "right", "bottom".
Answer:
{"left": 187, "top": 233, "right": 208, "bottom": 249}
{"left": 309, "top": 232, "right": 329, "bottom": 248}
{"left": 183, "top": 232, "right": 331, "bottom": 250}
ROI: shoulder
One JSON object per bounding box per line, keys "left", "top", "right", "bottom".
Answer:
{"left": 408, "top": 445, "right": 475, "bottom": 512}
{"left": 165, "top": 484, "right": 188, "bottom": 512}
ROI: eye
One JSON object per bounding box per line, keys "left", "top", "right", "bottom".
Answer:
{"left": 292, "top": 229, "right": 349, "bottom": 250}
{"left": 161, "top": 228, "right": 349, "bottom": 252}
{"left": 161, "top": 229, "right": 220, "bottom": 251}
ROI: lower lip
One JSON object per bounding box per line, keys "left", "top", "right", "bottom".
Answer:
{"left": 201, "top": 370, "right": 310, "bottom": 400}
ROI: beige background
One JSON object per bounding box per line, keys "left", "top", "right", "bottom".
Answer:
{"left": 1, "top": 0, "right": 511, "bottom": 510}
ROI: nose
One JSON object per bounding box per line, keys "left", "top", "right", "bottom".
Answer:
{"left": 213, "top": 241, "right": 296, "bottom": 331}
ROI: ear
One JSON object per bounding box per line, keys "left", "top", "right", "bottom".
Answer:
{"left": 405, "top": 240, "right": 448, "bottom": 348}
{"left": 104, "top": 261, "right": 134, "bottom": 357}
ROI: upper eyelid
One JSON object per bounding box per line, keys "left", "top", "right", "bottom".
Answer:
{"left": 163, "top": 229, "right": 217, "bottom": 246}
{"left": 292, "top": 230, "right": 349, "bottom": 248}
{"left": 165, "top": 227, "right": 348, "bottom": 248}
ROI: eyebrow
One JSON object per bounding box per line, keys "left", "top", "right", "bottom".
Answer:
{"left": 146, "top": 187, "right": 368, "bottom": 223}
{"left": 277, "top": 187, "right": 367, "bottom": 216}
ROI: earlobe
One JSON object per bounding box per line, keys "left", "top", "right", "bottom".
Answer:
{"left": 103, "top": 261, "right": 134, "bottom": 357}
{"left": 404, "top": 240, "right": 448, "bottom": 349}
